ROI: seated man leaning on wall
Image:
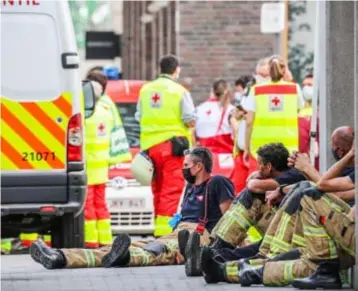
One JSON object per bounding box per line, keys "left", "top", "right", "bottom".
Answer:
{"left": 197, "top": 126, "right": 355, "bottom": 284}
{"left": 183, "top": 142, "right": 310, "bottom": 276}
{"left": 30, "top": 147, "right": 235, "bottom": 269}
{"left": 238, "top": 143, "right": 356, "bottom": 289}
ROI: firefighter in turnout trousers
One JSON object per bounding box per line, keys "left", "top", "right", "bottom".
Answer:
{"left": 198, "top": 126, "right": 355, "bottom": 285}
{"left": 184, "top": 143, "right": 307, "bottom": 276}
{"left": 29, "top": 148, "right": 234, "bottom": 269}
{"left": 241, "top": 55, "right": 304, "bottom": 244}
{"left": 236, "top": 141, "right": 356, "bottom": 288}
{"left": 135, "top": 55, "right": 197, "bottom": 237}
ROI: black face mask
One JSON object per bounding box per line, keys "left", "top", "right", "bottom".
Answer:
{"left": 332, "top": 148, "right": 341, "bottom": 161}
{"left": 182, "top": 168, "right": 196, "bottom": 184}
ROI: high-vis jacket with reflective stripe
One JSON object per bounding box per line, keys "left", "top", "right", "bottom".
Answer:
{"left": 298, "top": 106, "right": 313, "bottom": 118}
{"left": 85, "top": 103, "right": 111, "bottom": 185}
{"left": 139, "top": 77, "right": 191, "bottom": 151}
{"left": 97, "top": 94, "right": 132, "bottom": 164}
{"left": 251, "top": 80, "right": 299, "bottom": 158}
{"left": 1, "top": 94, "right": 72, "bottom": 170}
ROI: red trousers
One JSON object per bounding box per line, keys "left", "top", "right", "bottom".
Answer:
{"left": 85, "top": 184, "right": 110, "bottom": 221}
{"left": 148, "top": 141, "right": 185, "bottom": 217}
{"left": 232, "top": 152, "right": 258, "bottom": 196}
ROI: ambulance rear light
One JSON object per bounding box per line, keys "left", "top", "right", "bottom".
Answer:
{"left": 67, "top": 113, "right": 83, "bottom": 162}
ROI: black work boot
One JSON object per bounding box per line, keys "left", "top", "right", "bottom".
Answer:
{"left": 184, "top": 231, "right": 202, "bottom": 276}
{"left": 30, "top": 240, "right": 66, "bottom": 269}
{"left": 210, "top": 237, "right": 234, "bottom": 250}
{"left": 292, "top": 259, "right": 342, "bottom": 289}
{"left": 102, "top": 233, "right": 131, "bottom": 268}
{"left": 239, "top": 264, "right": 264, "bottom": 287}
{"left": 201, "top": 246, "right": 227, "bottom": 284}
{"left": 178, "top": 229, "right": 190, "bottom": 261}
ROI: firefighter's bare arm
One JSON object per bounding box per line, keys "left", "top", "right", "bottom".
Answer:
{"left": 219, "top": 199, "right": 232, "bottom": 213}
{"left": 333, "top": 189, "right": 355, "bottom": 202}
{"left": 247, "top": 178, "right": 279, "bottom": 194}
{"left": 316, "top": 146, "right": 355, "bottom": 192}
{"left": 288, "top": 152, "right": 321, "bottom": 182}
{"left": 181, "top": 91, "right": 197, "bottom": 128}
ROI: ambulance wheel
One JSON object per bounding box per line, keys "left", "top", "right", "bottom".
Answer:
{"left": 51, "top": 211, "right": 85, "bottom": 248}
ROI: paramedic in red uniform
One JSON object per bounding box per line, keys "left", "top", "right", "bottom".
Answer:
{"left": 135, "top": 55, "right": 197, "bottom": 237}
{"left": 195, "top": 79, "right": 236, "bottom": 154}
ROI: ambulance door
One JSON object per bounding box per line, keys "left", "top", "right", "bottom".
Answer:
{"left": 1, "top": 1, "right": 82, "bottom": 204}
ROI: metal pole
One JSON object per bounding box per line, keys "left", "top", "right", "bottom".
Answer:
{"left": 318, "top": 0, "right": 328, "bottom": 172}
{"left": 309, "top": 0, "right": 320, "bottom": 165}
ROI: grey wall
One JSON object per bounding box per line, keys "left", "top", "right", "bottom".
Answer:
{"left": 354, "top": 2, "right": 358, "bottom": 289}
{"left": 320, "top": 1, "right": 356, "bottom": 171}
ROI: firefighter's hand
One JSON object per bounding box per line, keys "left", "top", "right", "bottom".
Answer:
{"left": 348, "top": 206, "right": 356, "bottom": 221}
{"left": 246, "top": 170, "right": 262, "bottom": 182}
{"left": 287, "top": 151, "right": 299, "bottom": 168}
{"left": 265, "top": 188, "right": 282, "bottom": 208}
{"left": 243, "top": 151, "right": 250, "bottom": 168}
{"left": 293, "top": 153, "right": 311, "bottom": 172}
{"left": 347, "top": 143, "right": 355, "bottom": 158}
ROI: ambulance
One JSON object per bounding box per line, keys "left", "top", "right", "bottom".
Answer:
{"left": 1, "top": 1, "right": 95, "bottom": 248}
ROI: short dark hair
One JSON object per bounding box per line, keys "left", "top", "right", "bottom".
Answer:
{"left": 235, "top": 75, "right": 251, "bottom": 89}
{"left": 304, "top": 73, "right": 313, "bottom": 79}
{"left": 159, "top": 54, "right": 179, "bottom": 75}
{"left": 86, "top": 71, "right": 108, "bottom": 93}
{"left": 87, "top": 66, "right": 104, "bottom": 76}
{"left": 257, "top": 143, "right": 289, "bottom": 171}
{"left": 184, "top": 147, "right": 213, "bottom": 173}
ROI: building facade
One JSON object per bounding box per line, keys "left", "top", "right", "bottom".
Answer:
{"left": 122, "top": 1, "right": 276, "bottom": 103}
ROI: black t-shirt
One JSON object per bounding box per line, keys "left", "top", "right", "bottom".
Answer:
{"left": 273, "top": 168, "right": 307, "bottom": 185}
{"left": 180, "top": 175, "right": 235, "bottom": 232}
{"left": 348, "top": 171, "right": 355, "bottom": 183}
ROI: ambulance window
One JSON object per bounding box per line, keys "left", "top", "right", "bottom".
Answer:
{"left": 116, "top": 103, "right": 140, "bottom": 148}
{"left": 1, "top": 13, "right": 62, "bottom": 101}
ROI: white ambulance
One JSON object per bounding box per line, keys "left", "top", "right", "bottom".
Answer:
{"left": 1, "top": 0, "right": 95, "bottom": 248}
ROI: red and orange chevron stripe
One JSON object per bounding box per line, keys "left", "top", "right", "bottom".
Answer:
{"left": 1, "top": 94, "right": 72, "bottom": 170}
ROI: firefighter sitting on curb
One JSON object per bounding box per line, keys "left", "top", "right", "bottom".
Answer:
{"left": 184, "top": 142, "right": 307, "bottom": 276}
{"left": 197, "top": 127, "right": 355, "bottom": 287}
{"left": 29, "top": 147, "right": 234, "bottom": 269}
{"left": 238, "top": 142, "right": 356, "bottom": 289}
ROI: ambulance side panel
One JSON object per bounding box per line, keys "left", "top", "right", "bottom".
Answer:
{"left": 1, "top": 1, "right": 86, "bottom": 212}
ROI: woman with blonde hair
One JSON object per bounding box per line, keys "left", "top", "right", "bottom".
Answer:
{"left": 243, "top": 55, "right": 304, "bottom": 169}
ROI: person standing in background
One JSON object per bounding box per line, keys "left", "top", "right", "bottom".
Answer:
{"left": 232, "top": 58, "right": 270, "bottom": 195}
{"left": 298, "top": 74, "right": 319, "bottom": 169}
{"left": 195, "top": 79, "right": 236, "bottom": 155}
{"left": 135, "top": 55, "right": 197, "bottom": 237}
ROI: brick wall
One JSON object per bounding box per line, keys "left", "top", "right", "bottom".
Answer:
{"left": 179, "top": 1, "right": 275, "bottom": 103}
{"left": 122, "top": 1, "right": 275, "bottom": 104}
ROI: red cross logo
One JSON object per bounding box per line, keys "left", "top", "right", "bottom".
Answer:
{"left": 152, "top": 93, "right": 160, "bottom": 103}
{"left": 271, "top": 96, "right": 281, "bottom": 106}
{"left": 98, "top": 123, "right": 105, "bottom": 132}
{"left": 206, "top": 110, "right": 212, "bottom": 115}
